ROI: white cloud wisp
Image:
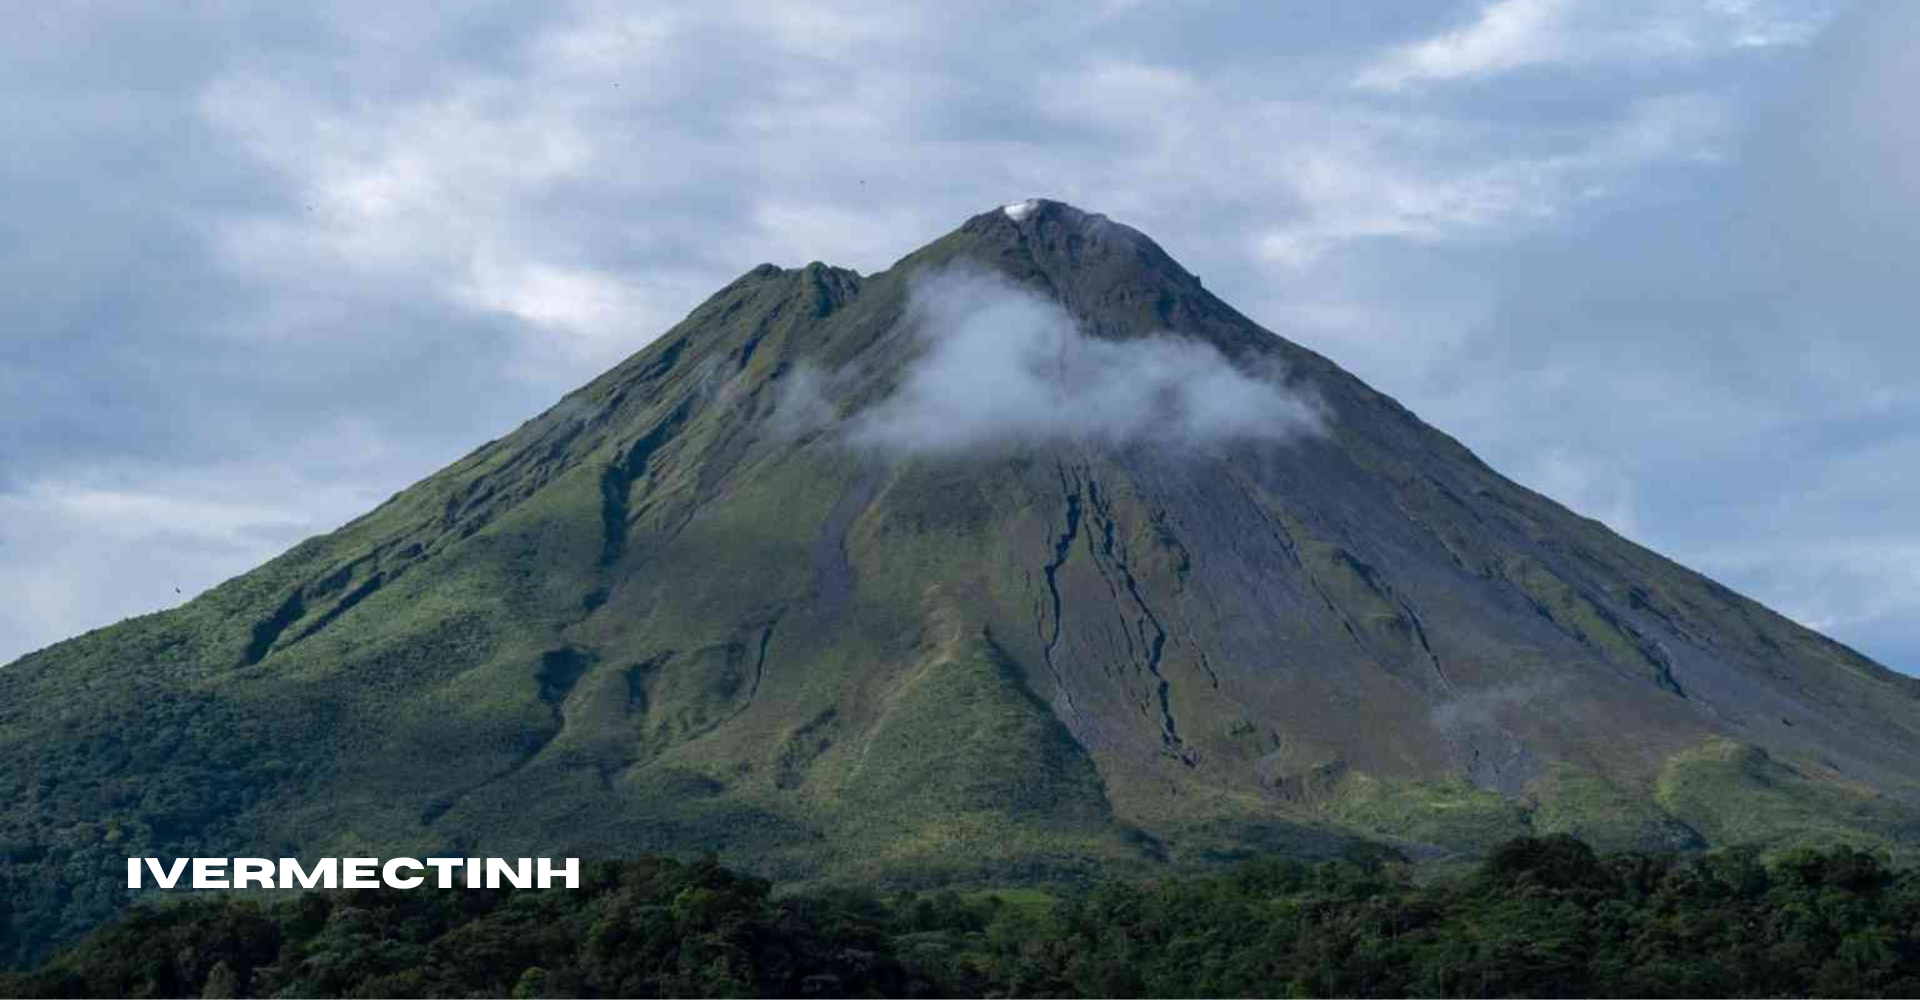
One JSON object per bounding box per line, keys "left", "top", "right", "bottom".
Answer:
{"left": 846, "top": 269, "right": 1322, "bottom": 455}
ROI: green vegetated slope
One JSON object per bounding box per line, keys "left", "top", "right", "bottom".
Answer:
{"left": 5, "top": 200, "right": 1920, "bottom": 966}
{"left": 9, "top": 838, "right": 1920, "bottom": 998}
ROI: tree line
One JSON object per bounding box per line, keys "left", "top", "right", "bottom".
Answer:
{"left": 5, "top": 835, "right": 1919, "bottom": 997}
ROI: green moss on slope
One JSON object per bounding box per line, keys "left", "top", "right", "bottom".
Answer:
{"left": 1655, "top": 738, "right": 1920, "bottom": 859}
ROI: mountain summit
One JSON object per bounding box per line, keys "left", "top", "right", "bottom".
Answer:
{"left": 5, "top": 201, "right": 1919, "bottom": 964}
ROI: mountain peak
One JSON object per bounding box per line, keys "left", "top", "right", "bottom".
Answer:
{"left": 1000, "top": 197, "right": 1045, "bottom": 221}
{"left": 996, "top": 197, "right": 1100, "bottom": 226}
{"left": 967, "top": 197, "right": 1141, "bottom": 250}
{"left": 897, "top": 198, "right": 1277, "bottom": 356}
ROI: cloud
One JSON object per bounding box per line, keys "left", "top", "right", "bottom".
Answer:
{"left": 1431, "top": 679, "right": 1565, "bottom": 730}
{"left": 0, "top": 465, "right": 376, "bottom": 662}
{"left": 845, "top": 269, "right": 1321, "bottom": 455}
{"left": 769, "top": 362, "right": 838, "bottom": 441}
{"left": 1354, "top": 0, "right": 1831, "bottom": 92}
{"left": 1355, "top": 0, "right": 1572, "bottom": 93}
{"left": 1031, "top": 55, "right": 1730, "bottom": 272}
{"left": 1752, "top": 0, "right": 1920, "bottom": 288}
{"left": 1523, "top": 448, "right": 1641, "bottom": 540}
{"left": 195, "top": 56, "right": 695, "bottom": 381}
{"left": 1249, "top": 94, "right": 1726, "bottom": 268}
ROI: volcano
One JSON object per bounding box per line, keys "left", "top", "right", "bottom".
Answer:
{"left": 6, "top": 200, "right": 1919, "bottom": 964}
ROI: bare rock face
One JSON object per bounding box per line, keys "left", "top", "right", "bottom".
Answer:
{"left": 5, "top": 199, "right": 1920, "bottom": 966}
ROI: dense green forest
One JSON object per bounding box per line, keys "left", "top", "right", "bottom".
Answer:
{"left": 6, "top": 836, "right": 1919, "bottom": 998}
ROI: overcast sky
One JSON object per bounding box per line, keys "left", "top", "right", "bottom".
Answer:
{"left": 3, "top": 0, "right": 1916, "bottom": 673}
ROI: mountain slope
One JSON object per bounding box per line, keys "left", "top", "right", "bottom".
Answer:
{"left": 5, "top": 200, "right": 1919, "bottom": 965}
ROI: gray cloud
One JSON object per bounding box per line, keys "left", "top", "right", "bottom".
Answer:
{"left": 768, "top": 363, "right": 839, "bottom": 442}
{"left": 845, "top": 269, "right": 1321, "bottom": 455}
{"left": 1352, "top": 0, "right": 1831, "bottom": 92}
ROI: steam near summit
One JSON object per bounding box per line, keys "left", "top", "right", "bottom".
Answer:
{"left": 830, "top": 267, "right": 1323, "bottom": 454}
